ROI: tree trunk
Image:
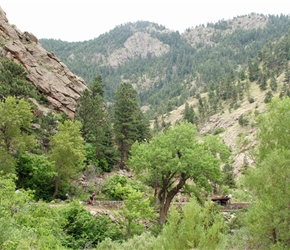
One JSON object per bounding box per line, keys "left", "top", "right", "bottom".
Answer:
{"left": 159, "top": 192, "right": 176, "bottom": 224}
{"left": 158, "top": 173, "right": 188, "bottom": 224}
{"left": 52, "top": 177, "right": 60, "bottom": 198}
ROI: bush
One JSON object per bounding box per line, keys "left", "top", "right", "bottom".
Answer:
{"left": 212, "top": 127, "right": 225, "bottom": 135}
{"left": 248, "top": 97, "right": 255, "bottom": 103}
{"left": 59, "top": 201, "right": 122, "bottom": 249}
{"left": 102, "top": 174, "right": 145, "bottom": 200}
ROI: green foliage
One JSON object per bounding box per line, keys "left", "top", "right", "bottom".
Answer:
{"left": 0, "top": 97, "right": 35, "bottom": 174}
{"left": 155, "top": 198, "right": 227, "bottom": 250}
{"left": 222, "top": 163, "right": 236, "bottom": 188}
{"left": 102, "top": 174, "right": 145, "bottom": 200}
{"left": 0, "top": 173, "right": 65, "bottom": 249}
{"left": 49, "top": 120, "right": 85, "bottom": 198}
{"left": 120, "top": 188, "right": 157, "bottom": 238}
{"left": 0, "top": 173, "right": 122, "bottom": 249}
{"left": 114, "top": 82, "right": 151, "bottom": 168}
{"left": 183, "top": 102, "right": 198, "bottom": 125}
{"left": 75, "top": 76, "right": 117, "bottom": 171}
{"left": 35, "top": 111, "right": 58, "bottom": 152}
{"left": 129, "top": 121, "right": 230, "bottom": 224}
{"left": 16, "top": 153, "right": 56, "bottom": 200}
{"left": 244, "top": 97, "right": 290, "bottom": 249}
{"left": 212, "top": 127, "right": 226, "bottom": 135}
{"left": 238, "top": 114, "right": 250, "bottom": 126}
{"left": 97, "top": 198, "right": 228, "bottom": 250}
{"left": 0, "top": 58, "right": 39, "bottom": 100}
{"left": 264, "top": 90, "right": 273, "bottom": 103}
{"left": 60, "top": 201, "right": 121, "bottom": 249}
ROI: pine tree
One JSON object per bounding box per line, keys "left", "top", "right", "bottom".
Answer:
{"left": 75, "top": 76, "right": 116, "bottom": 171}
{"left": 183, "top": 102, "right": 197, "bottom": 125}
{"left": 269, "top": 74, "right": 278, "bottom": 92}
{"left": 114, "top": 83, "right": 151, "bottom": 169}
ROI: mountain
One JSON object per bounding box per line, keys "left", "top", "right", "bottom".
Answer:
{"left": 39, "top": 13, "right": 290, "bottom": 118}
{"left": 0, "top": 6, "right": 87, "bottom": 118}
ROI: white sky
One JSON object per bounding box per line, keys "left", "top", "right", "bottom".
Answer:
{"left": 1, "top": 0, "right": 290, "bottom": 42}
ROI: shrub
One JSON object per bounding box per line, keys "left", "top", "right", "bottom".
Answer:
{"left": 102, "top": 174, "right": 145, "bottom": 200}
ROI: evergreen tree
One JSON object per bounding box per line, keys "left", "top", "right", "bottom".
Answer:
{"left": 0, "top": 59, "right": 38, "bottom": 100}
{"left": 283, "top": 64, "right": 290, "bottom": 85}
{"left": 183, "top": 102, "right": 197, "bottom": 125}
{"left": 248, "top": 58, "right": 260, "bottom": 82}
{"left": 269, "top": 74, "right": 278, "bottom": 92}
{"left": 76, "top": 76, "right": 116, "bottom": 171}
{"left": 259, "top": 73, "right": 268, "bottom": 91}
{"left": 114, "top": 83, "right": 151, "bottom": 169}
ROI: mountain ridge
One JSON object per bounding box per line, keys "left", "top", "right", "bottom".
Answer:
{"left": 39, "top": 13, "right": 290, "bottom": 119}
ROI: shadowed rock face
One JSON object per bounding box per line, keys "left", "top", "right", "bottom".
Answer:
{"left": 0, "top": 6, "right": 88, "bottom": 118}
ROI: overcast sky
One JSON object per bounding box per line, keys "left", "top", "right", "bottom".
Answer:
{"left": 1, "top": 0, "right": 290, "bottom": 42}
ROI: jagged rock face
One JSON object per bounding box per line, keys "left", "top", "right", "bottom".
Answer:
{"left": 108, "top": 32, "right": 170, "bottom": 67}
{"left": 0, "top": 7, "right": 87, "bottom": 118}
{"left": 183, "top": 13, "right": 268, "bottom": 48}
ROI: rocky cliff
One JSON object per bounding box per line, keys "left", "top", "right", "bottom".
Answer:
{"left": 0, "top": 6, "right": 87, "bottom": 118}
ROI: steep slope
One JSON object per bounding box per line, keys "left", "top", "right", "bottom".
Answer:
{"left": 158, "top": 26, "right": 290, "bottom": 174}
{"left": 0, "top": 6, "right": 87, "bottom": 118}
{"left": 40, "top": 14, "right": 290, "bottom": 119}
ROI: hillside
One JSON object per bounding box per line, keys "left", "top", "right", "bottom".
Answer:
{"left": 40, "top": 13, "right": 290, "bottom": 118}
{"left": 38, "top": 13, "right": 290, "bottom": 174}
{"left": 0, "top": 6, "right": 87, "bottom": 118}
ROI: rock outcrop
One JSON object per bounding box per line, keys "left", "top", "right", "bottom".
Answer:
{"left": 108, "top": 32, "right": 170, "bottom": 67}
{"left": 0, "top": 6, "right": 87, "bottom": 118}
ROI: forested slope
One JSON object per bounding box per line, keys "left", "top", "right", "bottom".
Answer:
{"left": 40, "top": 13, "right": 290, "bottom": 118}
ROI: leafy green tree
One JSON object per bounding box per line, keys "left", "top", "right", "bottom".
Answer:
{"left": 118, "top": 187, "right": 157, "bottom": 238}
{"left": 49, "top": 120, "right": 85, "bottom": 198}
{"left": 245, "top": 97, "right": 290, "bottom": 249}
{"left": 129, "top": 122, "right": 230, "bottom": 224}
{"left": 0, "top": 97, "right": 35, "bottom": 174}
{"left": 16, "top": 153, "right": 56, "bottom": 200}
{"left": 114, "top": 83, "right": 151, "bottom": 169}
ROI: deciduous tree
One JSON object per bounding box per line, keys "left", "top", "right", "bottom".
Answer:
{"left": 245, "top": 97, "right": 290, "bottom": 248}
{"left": 49, "top": 120, "right": 85, "bottom": 198}
{"left": 129, "top": 122, "right": 229, "bottom": 224}
{"left": 0, "top": 97, "right": 35, "bottom": 173}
